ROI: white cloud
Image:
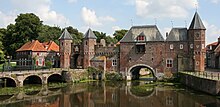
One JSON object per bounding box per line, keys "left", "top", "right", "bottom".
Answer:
{"left": 0, "top": 11, "right": 16, "bottom": 27}
{"left": 203, "top": 21, "right": 220, "bottom": 44}
{"left": 0, "top": 0, "right": 69, "bottom": 28}
{"left": 112, "top": 26, "right": 121, "bottom": 31}
{"left": 210, "top": 0, "right": 220, "bottom": 4}
{"left": 81, "top": 7, "right": 116, "bottom": 27}
{"left": 81, "top": 7, "right": 102, "bottom": 26}
{"left": 134, "top": 0, "right": 198, "bottom": 18}
{"left": 67, "top": 0, "right": 77, "bottom": 3}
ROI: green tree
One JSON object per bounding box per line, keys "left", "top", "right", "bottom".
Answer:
{"left": 93, "top": 31, "right": 106, "bottom": 43}
{"left": 0, "top": 28, "right": 5, "bottom": 61}
{"left": 65, "top": 26, "right": 83, "bottom": 44}
{"left": 105, "top": 36, "right": 117, "bottom": 44}
{"left": 3, "top": 13, "right": 43, "bottom": 57}
{"left": 113, "top": 29, "right": 128, "bottom": 42}
{"left": 37, "top": 25, "right": 62, "bottom": 44}
{"left": 2, "top": 24, "right": 17, "bottom": 57}
{"left": 15, "top": 13, "right": 43, "bottom": 42}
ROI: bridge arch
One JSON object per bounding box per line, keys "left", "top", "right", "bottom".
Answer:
{"left": 23, "top": 75, "right": 42, "bottom": 86}
{"left": 0, "top": 77, "right": 17, "bottom": 87}
{"left": 128, "top": 64, "right": 156, "bottom": 80}
{"left": 47, "top": 73, "right": 66, "bottom": 83}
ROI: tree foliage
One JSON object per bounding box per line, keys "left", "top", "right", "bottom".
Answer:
{"left": 37, "top": 25, "right": 61, "bottom": 44}
{"left": 93, "top": 31, "right": 106, "bottom": 43}
{"left": 0, "top": 12, "right": 122, "bottom": 59}
{"left": 65, "top": 26, "right": 83, "bottom": 44}
{"left": 93, "top": 31, "right": 117, "bottom": 45}
{"left": 113, "top": 29, "right": 128, "bottom": 42}
{"left": 15, "top": 13, "right": 43, "bottom": 42}
{"left": 2, "top": 13, "right": 43, "bottom": 57}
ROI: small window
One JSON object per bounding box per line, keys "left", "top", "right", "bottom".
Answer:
{"left": 170, "top": 44, "right": 173, "bottom": 50}
{"left": 202, "top": 44, "right": 205, "bottom": 49}
{"left": 166, "top": 59, "right": 173, "bottom": 68}
{"left": 86, "top": 41, "right": 88, "bottom": 45}
{"left": 112, "top": 59, "right": 117, "bottom": 66}
{"left": 137, "top": 35, "right": 145, "bottom": 41}
{"left": 61, "top": 42, "right": 63, "bottom": 46}
{"left": 136, "top": 45, "right": 146, "bottom": 54}
{"left": 180, "top": 44, "right": 183, "bottom": 49}
{"left": 190, "top": 44, "right": 193, "bottom": 49}
{"left": 196, "top": 61, "right": 199, "bottom": 65}
{"left": 39, "top": 59, "right": 42, "bottom": 65}
{"left": 75, "top": 46, "right": 79, "bottom": 52}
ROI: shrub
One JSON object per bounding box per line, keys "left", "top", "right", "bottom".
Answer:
{"left": 105, "top": 72, "right": 123, "bottom": 81}
{"left": 45, "top": 61, "right": 52, "bottom": 68}
{"left": 87, "top": 67, "right": 102, "bottom": 75}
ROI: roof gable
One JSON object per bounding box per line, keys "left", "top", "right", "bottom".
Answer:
{"left": 189, "top": 12, "right": 206, "bottom": 30}
{"left": 16, "top": 40, "right": 47, "bottom": 52}
{"left": 42, "top": 41, "right": 59, "bottom": 52}
{"left": 120, "top": 25, "right": 164, "bottom": 42}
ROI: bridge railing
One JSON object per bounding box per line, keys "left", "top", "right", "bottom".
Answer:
{"left": 180, "top": 71, "right": 220, "bottom": 81}
{"left": 1, "top": 68, "right": 85, "bottom": 74}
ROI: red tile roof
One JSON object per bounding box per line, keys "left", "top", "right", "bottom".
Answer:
{"left": 207, "top": 42, "right": 218, "bottom": 46}
{"left": 42, "top": 41, "right": 59, "bottom": 52}
{"left": 16, "top": 40, "right": 47, "bottom": 52}
{"left": 17, "top": 40, "right": 59, "bottom": 52}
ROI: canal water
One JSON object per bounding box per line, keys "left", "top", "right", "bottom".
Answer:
{"left": 0, "top": 81, "right": 220, "bottom": 107}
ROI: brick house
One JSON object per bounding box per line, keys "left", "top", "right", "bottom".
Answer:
{"left": 16, "top": 40, "right": 60, "bottom": 69}
{"left": 206, "top": 37, "right": 220, "bottom": 68}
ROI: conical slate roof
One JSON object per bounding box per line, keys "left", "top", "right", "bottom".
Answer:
{"left": 189, "top": 12, "right": 206, "bottom": 30}
{"left": 84, "top": 28, "right": 97, "bottom": 39}
{"left": 59, "top": 29, "right": 73, "bottom": 40}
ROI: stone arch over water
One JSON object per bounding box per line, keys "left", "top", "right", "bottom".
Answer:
{"left": 128, "top": 64, "right": 157, "bottom": 80}
{"left": 47, "top": 74, "right": 65, "bottom": 83}
{"left": 0, "top": 77, "right": 17, "bottom": 87}
{"left": 23, "top": 75, "right": 42, "bottom": 86}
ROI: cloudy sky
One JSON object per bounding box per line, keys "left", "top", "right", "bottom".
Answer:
{"left": 0, "top": 0, "right": 219, "bottom": 44}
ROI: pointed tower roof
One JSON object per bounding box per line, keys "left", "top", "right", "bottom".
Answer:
{"left": 189, "top": 12, "right": 206, "bottom": 30}
{"left": 59, "top": 29, "right": 73, "bottom": 40}
{"left": 84, "top": 28, "right": 97, "bottom": 39}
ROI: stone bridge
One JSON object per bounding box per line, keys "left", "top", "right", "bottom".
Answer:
{"left": 0, "top": 68, "right": 86, "bottom": 87}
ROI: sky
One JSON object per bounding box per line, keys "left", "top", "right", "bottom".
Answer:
{"left": 0, "top": 0, "right": 219, "bottom": 44}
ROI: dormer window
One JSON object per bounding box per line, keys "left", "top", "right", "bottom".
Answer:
{"left": 136, "top": 33, "right": 145, "bottom": 41}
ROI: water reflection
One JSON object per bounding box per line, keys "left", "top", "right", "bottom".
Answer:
{"left": 0, "top": 81, "right": 220, "bottom": 107}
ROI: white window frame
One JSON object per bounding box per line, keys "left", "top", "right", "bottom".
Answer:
{"left": 180, "top": 44, "right": 183, "bottom": 49}
{"left": 166, "top": 58, "right": 173, "bottom": 68}
{"left": 202, "top": 44, "right": 205, "bottom": 49}
{"left": 112, "top": 59, "right": 117, "bottom": 66}
{"left": 170, "top": 44, "right": 174, "bottom": 50}
{"left": 39, "top": 58, "right": 43, "bottom": 65}
{"left": 190, "top": 44, "right": 193, "bottom": 49}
